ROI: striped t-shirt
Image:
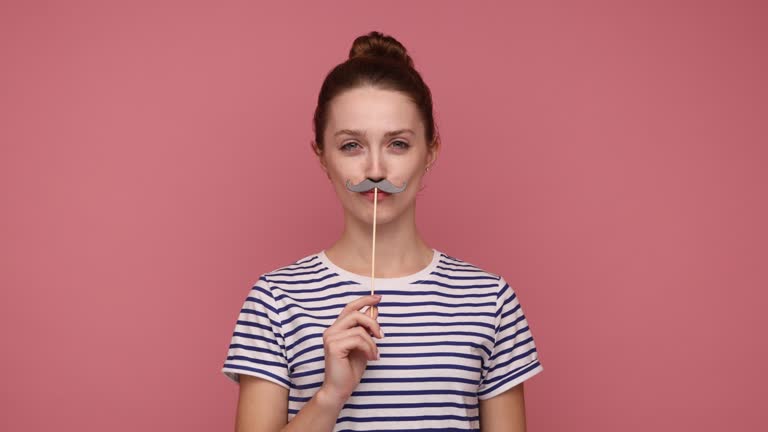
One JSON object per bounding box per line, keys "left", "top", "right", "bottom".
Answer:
{"left": 222, "top": 248, "right": 543, "bottom": 431}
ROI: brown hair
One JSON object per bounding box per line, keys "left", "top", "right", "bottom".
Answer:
{"left": 312, "top": 31, "right": 439, "bottom": 155}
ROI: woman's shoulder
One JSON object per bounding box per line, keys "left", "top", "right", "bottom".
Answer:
{"left": 262, "top": 252, "right": 320, "bottom": 275}
{"left": 430, "top": 250, "right": 527, "bottom": 302}
{"left": 434, "top": 249, "right": 503, "bottom": 281}
{"left": 255, "top": 250, "right": 325, "bottom": 282}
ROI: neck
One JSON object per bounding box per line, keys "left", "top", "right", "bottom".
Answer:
{"left": 325, "top": 202, "right": 433, "bottom": 278}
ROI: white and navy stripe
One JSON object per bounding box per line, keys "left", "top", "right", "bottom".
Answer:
{"left": 222, "top": 249, "right": 543, "bottom": 431}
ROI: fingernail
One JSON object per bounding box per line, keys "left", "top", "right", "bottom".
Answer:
{"left": 380, "top": 327, "right": 385, "bottom": 338}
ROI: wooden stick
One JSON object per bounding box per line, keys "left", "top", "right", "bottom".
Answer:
{"left": 370, "top": 187, "right": 377, "bottom": 318}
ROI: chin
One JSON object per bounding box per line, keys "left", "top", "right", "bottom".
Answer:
{"left": 343, "top": 205, "right": 396, "bottom": 225}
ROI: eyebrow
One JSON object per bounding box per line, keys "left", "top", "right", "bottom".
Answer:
{"left": 333, "top": 128, "right": 415, "bottom": 138}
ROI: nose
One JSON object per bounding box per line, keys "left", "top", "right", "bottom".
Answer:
{"left": 367, "top": 176, "right": 386, "bottom": 185}
{"left": 365, "top": 151, "right": 386, "bottom": 183}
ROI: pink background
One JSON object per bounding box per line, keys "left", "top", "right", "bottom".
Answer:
{"left": 2, "top": 1, "right": 766, "bottom": 431}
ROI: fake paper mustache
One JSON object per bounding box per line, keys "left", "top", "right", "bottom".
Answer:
{"left": 345, "top": 178, "right": 408, "bottom": 193}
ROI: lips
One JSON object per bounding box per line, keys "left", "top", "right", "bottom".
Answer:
{"left": 360, "top": 190, "right": 389, "bottom": 201}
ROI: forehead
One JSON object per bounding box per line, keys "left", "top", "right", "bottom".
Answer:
{"left": 326, "top": 86, "right": 423, "bottom": 137}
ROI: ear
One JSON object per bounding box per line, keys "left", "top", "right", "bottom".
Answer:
{"left": 426, "top": 136, "right": 440, "bottom": 169}
{"left": 311, "top": 140, "right": 330, "bottom": 177}
{"left": 310, "top": 139, "right": 322, "bottom": 157}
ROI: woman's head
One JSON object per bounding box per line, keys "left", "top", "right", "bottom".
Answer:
{"left": 312, "top": 31, "right": 440, "bottom": 225}
{"left": 312, "top": 31, "right": 439, "bottom": 154}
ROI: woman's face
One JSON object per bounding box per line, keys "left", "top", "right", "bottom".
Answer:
{"left": 317, "top": 86, "right": 437, "bottom": 226}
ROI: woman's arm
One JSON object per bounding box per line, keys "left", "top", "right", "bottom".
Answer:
{"left": 478, "top": 382, "right": 527, "bottom": 432}
{"left": 235, "top": 375, "right": 346, "bottom": 432}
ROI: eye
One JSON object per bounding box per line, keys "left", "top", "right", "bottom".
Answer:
{"left": 340, "top": 141, "right": 360, "bottom": 152}
{"left": 391, "top": 140, "right": 410, "bottom": 150}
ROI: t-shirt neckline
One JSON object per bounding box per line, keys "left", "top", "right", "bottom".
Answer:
{"left": 318, "top": 248, "right": 441, "bottom": 284}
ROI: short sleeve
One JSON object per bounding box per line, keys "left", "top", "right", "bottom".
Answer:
{"left": 477, "top": 276, "right": 543, "bottom": 400}
{"left": 221, "top": 275, "right": 290, "bottom": 389}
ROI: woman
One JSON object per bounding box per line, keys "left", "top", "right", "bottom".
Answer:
{"left": 222, "top": 31, "right": 543, "bottom": 432}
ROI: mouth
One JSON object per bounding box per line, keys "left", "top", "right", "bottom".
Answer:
{"left": 359, "top": 190, "right": 390, "bottom": 202}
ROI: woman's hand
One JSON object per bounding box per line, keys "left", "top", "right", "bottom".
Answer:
{"left": 319, "top": 294, "right": 385, "bottom": 406}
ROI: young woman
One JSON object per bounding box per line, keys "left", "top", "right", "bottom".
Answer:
{"left": 222, "top": 31, "right": 543, "bottom": 432}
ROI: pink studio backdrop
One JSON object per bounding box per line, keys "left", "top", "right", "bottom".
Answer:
{"left": 2, "top": 1, "right": 766, "bottom": 431}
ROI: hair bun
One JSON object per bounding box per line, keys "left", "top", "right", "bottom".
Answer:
{"left": 349, "top": 31, "right": 414, "bottom": 68}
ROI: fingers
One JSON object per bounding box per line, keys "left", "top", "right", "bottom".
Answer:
{"left": 324, "top": 326, "right": 380, "bottom": 360}
{"left": 331, "top": 294, "right": 384, "bottom": 337}
{"left": 333, "top": 310, "right": 384, "bottom": 339}
{"left": 363, "top": 304, "right": 379, "bottom": 321}
{"left": 329, "top": 335, "right": 379, "bottom": 361}
{"left": 321, "top": 295, "right": 385, "bottom": 362}
{"left": 340, "top": 294, "right": 382, "bottom": 317}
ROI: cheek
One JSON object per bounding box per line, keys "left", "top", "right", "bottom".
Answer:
{"left": 404, "top": 168, "right": 425, "bottom": 190}
{"left": 329, "top": 160, "right": 362, "bottom": 183}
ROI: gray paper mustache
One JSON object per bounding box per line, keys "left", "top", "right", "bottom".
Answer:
{"left": 345, "top": 178, "right": 407, "bottom": 194}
